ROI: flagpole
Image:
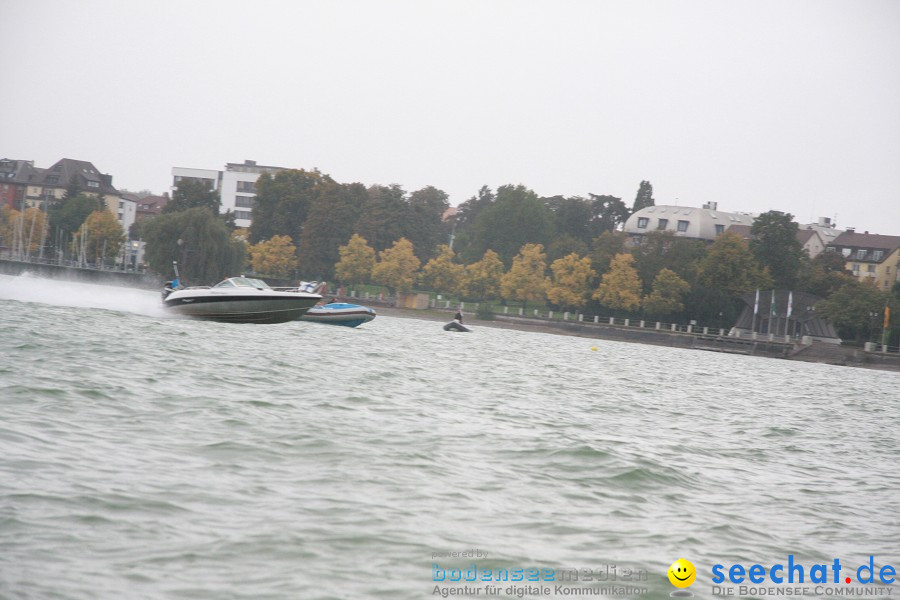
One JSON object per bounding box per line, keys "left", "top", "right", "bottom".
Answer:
{"left": 753, "top": 289, "right": 759, "bottom": 335}
{"left": 883, "top": 305, "right": 892, "bottom": 351}
{"left": 786, "top": 291, "right": 793, "bottom": 339}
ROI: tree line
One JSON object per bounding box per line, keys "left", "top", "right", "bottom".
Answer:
{"left": 20, "top": 169, "right": 890, "bottom": 345}
{"left": 1, "top": 187, "right": 126, "bottom": 266}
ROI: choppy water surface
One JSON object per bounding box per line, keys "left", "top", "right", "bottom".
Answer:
{"left": 1, "top": 274, "right": 898, "bottom": 600}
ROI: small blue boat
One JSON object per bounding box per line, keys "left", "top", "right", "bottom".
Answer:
{"left": 300, "top": 303, "right": 376, "bottom": 328}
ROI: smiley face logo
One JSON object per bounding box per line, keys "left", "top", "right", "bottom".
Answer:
{"left": 667, "top": 558, "right": 696, "bottom": 588}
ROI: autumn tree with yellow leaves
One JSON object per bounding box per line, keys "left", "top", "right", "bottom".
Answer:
{"left": 372, "top": 238, "right": 420, "bottom": 295}
{"left": 0, "top": 206, "right": 47, "bottom": 254}
{"left": 421, "top": 244, "right": 464, "bottom": 296}
{"left": 463, "top": 249, "right": 505, "bottom": 300}
{"left": 500, "top": 243, "right": 548, "bottom": 308}
{"left": 592, "top": 252, "right": 642, "bottom": 312}
{"left": 249, "top": 234, "right": 298, "bottom": 278}
{"left": 335, "top": 234, "right": 376, "bottom": 287}
{"left": 71, "top": 210, "right": 125, "bottom": 264}
{"left": 546, "top": 252, "right": 597, "bottom": 310}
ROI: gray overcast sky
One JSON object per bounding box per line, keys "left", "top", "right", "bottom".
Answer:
{"left": 2, "top": 0, "right": 899, "bottom": 234}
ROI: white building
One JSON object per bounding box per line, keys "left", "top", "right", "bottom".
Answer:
{"left": 171, "top": 160, "right": 287, "bottom": 229}
{"left": 116, "top": 196, "right": 137, "bottom": 236}
{"left": 623, "top": 202, "right": 757, "bottom": 243}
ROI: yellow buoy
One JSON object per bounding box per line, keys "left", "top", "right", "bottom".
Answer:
{"left": 591, "top": 346, "right": 598, "bottom": 351}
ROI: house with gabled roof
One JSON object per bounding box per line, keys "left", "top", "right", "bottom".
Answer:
{"left": 827, "top": 230, "right": 900, "bottom": 291}
{"left": 36, "top": 158, "right": 120, "bottom": 212}
{"left": 0, "top": 158, "right": 42, "bottom": 210}
{"left": 726, "top": 223, "right": 827, "bottom": 258}
{"left": 128, "top": 192, "right": 170, "bottom": 222}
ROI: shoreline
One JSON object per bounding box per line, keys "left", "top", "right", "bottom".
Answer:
{"left": 2, "top": 260, "right": 896, "bottom": 373}
{"left": 370, "top": 305, "right": 900, "bottom": 373}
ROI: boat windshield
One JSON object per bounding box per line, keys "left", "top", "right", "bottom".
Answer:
{"left": 213, "top": 277, "right": 272, "bottom": 289}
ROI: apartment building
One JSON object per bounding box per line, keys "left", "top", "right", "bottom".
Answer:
{"left": 171, "top": 160, "right": 288, "bottom": 228}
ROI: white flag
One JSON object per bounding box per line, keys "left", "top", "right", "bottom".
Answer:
{"left": 787, "top": 291, "right": 793, "bottom": 319}
{"left": 753, "top": 289, "right": 760, "bottom": 316}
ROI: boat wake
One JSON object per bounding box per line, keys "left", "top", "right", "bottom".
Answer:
{"left": 0, "top": 272, "right": 166, "bottom": 318}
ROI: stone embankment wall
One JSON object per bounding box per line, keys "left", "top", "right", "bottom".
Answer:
{"left": 489, "top": 314, "right": 900, "bottom": 371}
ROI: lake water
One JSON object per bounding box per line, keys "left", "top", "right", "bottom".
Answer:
{"left": 1, "top": 273, "right": 899, "bottom": 600}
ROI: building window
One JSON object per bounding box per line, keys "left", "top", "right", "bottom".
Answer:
{"left": 842, "top": 248, "right": 851, "bottom": 257}
{"left": 235, "top": 195, "right": 256, "bottom": 208}
{"left": 873, "top": 250, "right": 884, "bottom": 261}
{"left": 677, "top": 220, "right": 689, "bottom": 232}
{"left": 852, "top": 264, "right": 860, "bottom": 274}
{"left": 826, "top": 246, "right": 836, "bottom": 253}
{"left": 175, "top": 176, "right": 214, "bottom": 189}
{"left": 867, "top": 264, "right": 875, "bottom": 273}
{"left": 856, "top": 249, "right": 867, "bottom": 260}
{"left": 637, "top": 217, "right": 648, "bottom": 229}
{"left": 236, "top": 181, "right": 256, "bottom": 193}
{"left": 234, "top": 210, "right": 252, "bottom": 220}
{"left": 87, "top": 181, "right": 100, "bottom": 188}
{"left": 715, "top": 224, "right": 725, "bottom": 235}
{"left": 657, "top": 218, "right": 669, "bottom": 230}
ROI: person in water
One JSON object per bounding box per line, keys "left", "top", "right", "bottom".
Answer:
{"left": 454, "top": 309, "right": 463, "bottom": 323}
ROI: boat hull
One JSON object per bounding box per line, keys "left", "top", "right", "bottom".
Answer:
{"left": 300, "top": 303, "right": 376, "bottom": 327}
{"left": 164, "top": 294, "right": 319, "bottom": 324}
{"left": 443, "top": 321, "right": 471, "bottom": 332}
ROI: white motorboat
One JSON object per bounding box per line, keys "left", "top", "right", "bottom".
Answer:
{"left": 162, "top": 276, "right": 321, "bottom": 324}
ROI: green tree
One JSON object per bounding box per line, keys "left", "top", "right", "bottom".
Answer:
{"left": 546, "top": 234, "right": 590, "bottom": 263}
{"left": 546, "top": 253, "right": 597, "bottom": 310}
{"left": 499, "top": 243, "right": 548, "bottom": 308}
{"left": 453, "top": 185, "right": 495, "bottom": 236}
{"left": 249, "top": 169, "right": 332, "bottom": 244}
{"left": 589, "top": 231, "right": 628, "bottom": 276}
{"left": 72, "top": 210, "right": 126, "bottom": 265}
{"left": 593, "top": 253, "right": 642, "bottom": 312}
{"left": 796, "top": 251, "right": 853, "bottom": 298}
{"left": 164, "top": 178, "right": 221, "bottom": 214}
{"left": 750, "top": 210, "right": 804, "bottom": 289}
{"left": 631, "top": 231, "right": 707, "bottom": 293}
{"left": 588, "top": 194, "right": 629, "bottom": 235}
{"left": 698, "top": 232, "right": 771, "bottom": 297}
{"left": 406, "top": 185, "right": 451, "bottom": 262}
{"left": 462, "top": 185, "right": 555, "bottom": 265}
{"left": 463, "top": 249, "right": 505, "bottom": 300}
{"left": 421, "top": 244, "right": 465, "bottom": 295}
{"left": 818, "top": 281, "right": 889, "bottom": 343}
{"left": 372, "top": 238, "right": 421, "bottom": 295}
{"left": 142, "top": 207, "right": 246, "bottom": 284}
{"left": 297, "top": 181, "right": 367, "bottom": 279}
{"left": 49, "top": 193, "right": 103, "bottom": 236}
{"left": 631, "top": 180, "right": 655, "bottom": 213}
{"left": 354, "top": 184, "right": 410, "bottom": 252}
{"left": 546, "top": 195, "right": 594, "bottom": 246}
{"left": 249, "top": 234, "right": 298, "bottom": 278}
{"left": 335, "top": 233, "right": 376, "bottom": 286}
{"left": 643, "top": 268, "right": 690, "bottom": 317}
